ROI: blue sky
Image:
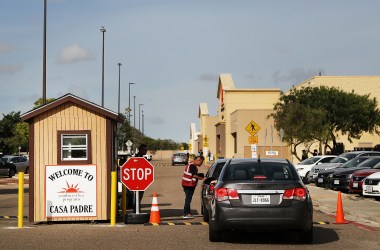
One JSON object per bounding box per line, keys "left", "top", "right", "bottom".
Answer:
{"left": 1, "top": 0, "right": 380, "bottom": 143}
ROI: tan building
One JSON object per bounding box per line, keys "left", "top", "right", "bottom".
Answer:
{"left": 197, "top": 74, "right": 290, "bottom": 160}
{"left": 195, "top": 75, "right": 380, "bottom": 162}
{"left": 293, "top": 76, "right": 380, "bottom": 152}
{"left": 197, "top": 103, "right": 218, "bottom": 159}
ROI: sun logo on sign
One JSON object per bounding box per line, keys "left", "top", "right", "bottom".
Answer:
{"left": 58, "top": 181, "right": 83, "bottom": 193}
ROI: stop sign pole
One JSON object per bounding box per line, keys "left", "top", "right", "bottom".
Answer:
{"left": 120, "top": 157, "right": 154, "bottom": 214}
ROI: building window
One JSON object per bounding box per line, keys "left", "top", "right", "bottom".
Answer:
{"left": 58, "top": 131, "right": 92, "bottom": 164}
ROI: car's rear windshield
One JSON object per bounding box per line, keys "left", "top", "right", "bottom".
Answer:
{"left": 298, "top": 157, "right": 322, "bottom": 165}
{"left": 223, "top": 162, "right": 296, "bottom": 181}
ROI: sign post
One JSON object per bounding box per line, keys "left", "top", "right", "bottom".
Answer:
{"left": 120, "top": 157, "right": 154, "bottom": 214}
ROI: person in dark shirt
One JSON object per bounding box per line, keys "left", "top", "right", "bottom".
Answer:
{"left": 181, "top": 155, "right": 205, "bottom": 218}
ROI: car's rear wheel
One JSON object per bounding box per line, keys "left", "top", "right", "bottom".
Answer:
{"left": 299, "top": 225, "right": 313, "bottom": 244}
{"left": 25, "top": 167, "right": 29, "bottom": 174}
{"left": 209, "top": 222, "right": 223, "bottom": 242}
{"left": 9, "top": 168, "right": 15, "bottom": 178}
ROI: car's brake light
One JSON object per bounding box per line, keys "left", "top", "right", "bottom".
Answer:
{"left": 253, "top": 175, "right": 267, "bottom": 180}
{"left": 215, "top": 188, "right": 239, "bottom": 201}
{"left": 283, "top": 187, "right": 307, "bottom": 201}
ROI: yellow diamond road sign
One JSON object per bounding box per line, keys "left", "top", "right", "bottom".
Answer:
{"left": 245, "top": 120, "right": 260, "bottom": 136}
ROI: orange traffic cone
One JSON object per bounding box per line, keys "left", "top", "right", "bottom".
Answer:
{"left": 334, "top": 191, "right": 348, "bottom": 224}
{"left": 149, "top": 192, "right": 161, "bottom": 223}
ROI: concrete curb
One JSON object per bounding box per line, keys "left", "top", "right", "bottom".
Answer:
{"left": 307, "top": 185, "right": 380, "bottom": 228}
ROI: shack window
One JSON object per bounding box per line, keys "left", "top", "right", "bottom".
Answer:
{"left": 62, "top": 134, "right": 87, "bottom": 160}
{"left": 58, "top": 131, "right": 92, "bottom": 164}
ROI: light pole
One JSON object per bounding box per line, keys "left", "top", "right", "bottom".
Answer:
{"left": 100, "top": 26, "right": 106, "bottom": 107}
{"left": 128, "top": 82, "right": 135, "bottom": 125}
{"left": 42, "top": 0, "right": 47, "bottom": 105}
{"left": 138, "top": 104, "right": 143, "bottom": 131}
{"left": 142, "top": 109, "right": 144, "bottom": 134}
{"left": 133, "top": 96, "right": 136, "bottom": 127}
{"left": 117, "top": 63, "right": 122, "bottom": 114}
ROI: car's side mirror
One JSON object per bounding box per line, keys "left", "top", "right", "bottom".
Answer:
{"left": 204, "top": 177, "right": 216, "bottom": 185}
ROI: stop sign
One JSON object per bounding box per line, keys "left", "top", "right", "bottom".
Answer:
{"left": 120, "top": 157, "right": 154, "bottom": 191}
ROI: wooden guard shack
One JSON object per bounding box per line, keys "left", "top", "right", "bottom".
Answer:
{"left": 21, "top": 93, "right": 122, "bottom": 223}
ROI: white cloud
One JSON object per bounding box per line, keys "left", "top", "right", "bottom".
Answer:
{"left": 0, "top": 43, "right": 16, "bottom": 53}
{"left": 57, "top": 44, "right": 95, "bottom": 64}
{"left": 0, "top": 64, "right": 23, "bottom": 74}
{"left": 272, "top": 68, "right": 326, "bottom": 85}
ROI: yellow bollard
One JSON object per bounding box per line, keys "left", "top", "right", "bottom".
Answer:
{"left": 18, "top": 172, "right": 24, "bottom": 228}
{"left": 110, "top": 171, "right": 117, "bottom": 226}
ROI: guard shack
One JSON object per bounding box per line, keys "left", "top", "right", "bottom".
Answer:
{"left": 21, "top": 93, "right": 121, "bottom": 223}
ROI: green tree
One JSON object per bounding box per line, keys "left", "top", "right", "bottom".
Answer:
{"left": 33, "top": 97, "right": 56, "bottom": 109}
{"left": 270, "top": 86, "right": 380, "bottom": 159}
{"left": 0, "top": 111, "right": 22, "bottom": 154}
{"left": 6, "top": 122, "right": 29, "bottom": 154}
{"left": 117, "top": 112, "right": 183, "bottom": 152}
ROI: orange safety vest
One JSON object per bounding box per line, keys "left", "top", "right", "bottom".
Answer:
{"left": 181, "top": 163, "right": 197, "bottom": 187}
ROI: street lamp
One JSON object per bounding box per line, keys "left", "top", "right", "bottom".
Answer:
{"left": 133, "top": 96, "right": 136, "bottom": 127}
{"left": 138, "top": 104, "right": 143, "bottom": 131}
{"left": 142, "top": 109, "right": 144, "bottom": 134}
{"left": 42, "top": 0, "right": 47, "bottom": 105}
{"left": 128, "top": 82, "right": 135, "bottom": 125}
{"left": 100, "top": 26, "right": 106, "bottom": 107}
{"left": 117, "top": 63, "right": 122, "bottom": 114}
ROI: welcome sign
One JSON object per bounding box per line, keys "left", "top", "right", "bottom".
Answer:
{"left": 45, "top": 165, "right": 97, "bottom": 218}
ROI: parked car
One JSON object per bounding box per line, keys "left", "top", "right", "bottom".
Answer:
{"left": 310, "top": 151, "right": 380, "bottom": 182}
{"left": 294, "top": 155, "right": 336, "bottom": 179}
{"left": 1, "top": 155, "right": 29, "bottom": 173}
{"left": 330, "top": 157, "right": 380, "bottom": 191}
{"left": 206, "top": 158, "right": 313, "bottom": 243}
{"left": 171, "top": 153, "right": 188, "bottom": 166}
{"left": 349, "top": 162, "right": 380, "bottom": 194}
{"left": 313, "top": 151, "right": 380, "bottom": 186}
{"left": 0, "top": 157, "right": 17, "bottom": 178}
{"left": 200, "top": 158, "right": 228, "bottom": 222}
{"left": 362, "top": 172, "right": 380, "bottom": 200}
{"left": 315, "top": 156, "right": 371, "bottom": 188}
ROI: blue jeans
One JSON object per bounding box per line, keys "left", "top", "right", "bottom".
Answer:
{"left": 183, "top": 186, "right": 195, "bottom": 216}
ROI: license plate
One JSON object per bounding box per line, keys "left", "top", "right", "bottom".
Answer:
{"left": 365, "top": 186, "right": 373, "bottom": 193}
{"left": 252, "top": 195, "right": 270, "bottom": 204}
{"left": 318, "top": 178, "right": 323, "bottom": 183}
{"left": 334, "top": 180, "right": 339, "bottom": 185}
{"left": 353, "top": 182, "right": 358, "bottom": 188}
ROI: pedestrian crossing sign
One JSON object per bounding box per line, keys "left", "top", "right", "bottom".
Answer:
{"left": 245, "top": 120, "right": 260, "bottom": 136}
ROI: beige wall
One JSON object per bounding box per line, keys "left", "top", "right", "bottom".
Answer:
{"left": 230, "top": 109, "right": 290, "bottom": 159}
{"left": 219, "top": 89, "right": 281, "bottom": 158}
{"left": 198, "top": 115, "right": 218, "bottom": 158}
